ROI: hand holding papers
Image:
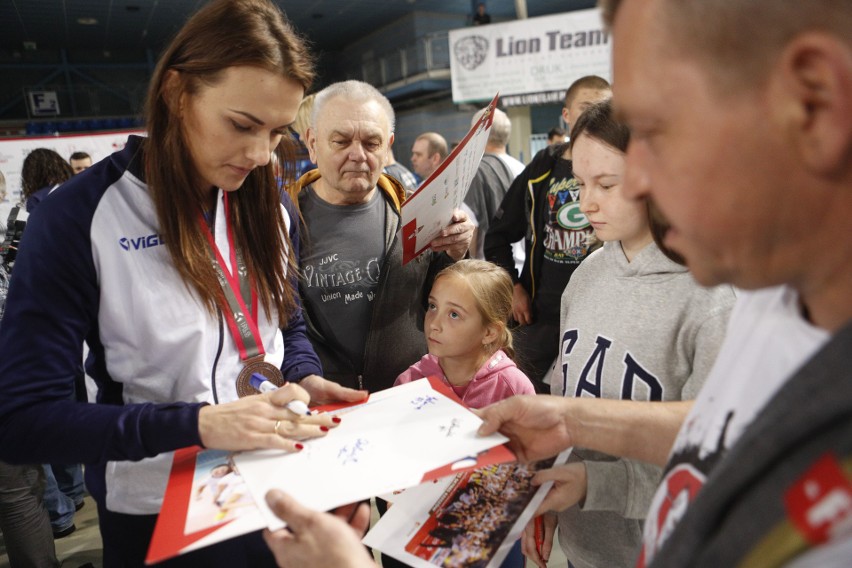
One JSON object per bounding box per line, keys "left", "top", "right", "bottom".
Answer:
{"left": 401, "top": 93, "right": 500, "bottom": 264}
{"left": 263, "top": 490, "right": 374, "bottom": 568}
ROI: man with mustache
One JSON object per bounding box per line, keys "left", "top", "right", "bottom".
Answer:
{"left": 265, "top": 0, "right": 852, "bottom": 566}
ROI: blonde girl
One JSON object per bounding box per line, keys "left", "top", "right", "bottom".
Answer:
{"left": 395, "top": 259, "right": 535, "bottom": 408}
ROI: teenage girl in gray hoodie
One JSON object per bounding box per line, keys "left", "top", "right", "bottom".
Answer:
{"left": 522, "top": 100, "right": 736, "bottom": 568}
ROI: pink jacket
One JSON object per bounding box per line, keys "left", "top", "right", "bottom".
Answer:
{"left": 394, "top": 350, "right": 535, "bottom": 409}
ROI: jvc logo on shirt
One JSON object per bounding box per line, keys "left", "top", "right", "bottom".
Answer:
{"left": 118, "top": 234, "right": 166, "bottom": 251}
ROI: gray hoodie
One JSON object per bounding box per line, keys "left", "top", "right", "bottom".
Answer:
{"left": 549, "top": 241, "right": 735, "bottom": 568}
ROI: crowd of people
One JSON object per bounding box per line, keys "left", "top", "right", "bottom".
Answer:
{"left": 0, "top": 0, "right": 850, "bottom": 567}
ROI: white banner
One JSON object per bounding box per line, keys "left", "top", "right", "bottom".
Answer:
{"left": 449, "top": 8, "right": 611, "bottom": 105}
{"left": 0, "top": 129, "right": 143, "bottom": 205}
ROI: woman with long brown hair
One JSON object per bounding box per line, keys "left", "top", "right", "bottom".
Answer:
{"left": 0, "top": 1, "right": 362, "bottom": 565}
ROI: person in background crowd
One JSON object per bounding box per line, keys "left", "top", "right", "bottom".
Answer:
{"left": 462, "top": 107, "right": 524, "bottom": 261}
{"left": 473, "top": 2, "right": 491, "bottom": 25}
{"left": 20, "top": 148, "right": 86, "bottom": 539}
{"left": 0, "top": 1, "right": 354, "bottom": 565}
{"left": 69, "top": 151, "right": 93, "bottom": 175}
{"left": 0, "top": 168, "right": 13, "bottom": 236}
{"left": 0, "top": 168, "right": 7, "bottom": 271}
{"left": 484, "top": 75, "right": 611, "bottom": 393}
{"left": 410, "top": 131, "right": 448, "bottom": 184}
{"left": 547, "top": 127, "right": 566, "bottom": 147}
{"left": 383, "top": 148, "right": 418, "bottom": 194}
{"left": 289, "top": 93, "right": 316, "bottom": 178}
{"left": 22, "top": 148, "right": 73, "bottom": 213}
{"left": 0, "top": 462, "right": 59, "bottom": 567}
{"left": 0, "top": 166, "right": 59, "bottom": 568}
{"left": 290, "top": 93, "right": 314, "bottom": 143}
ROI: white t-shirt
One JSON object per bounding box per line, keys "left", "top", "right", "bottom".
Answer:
{"left": 640, "top": 285, "right": 829, "bottom": 566}
{"left": 495, "top": 153, "right": 526, "bottom": 275}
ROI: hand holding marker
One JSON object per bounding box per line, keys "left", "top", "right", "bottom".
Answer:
{"left": 250, "top": 373, "right": 312, "bottom": 416}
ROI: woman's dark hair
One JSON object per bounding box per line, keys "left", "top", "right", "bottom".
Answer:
{"left": 21, "top": 148, "right": 73, "bottom": 199}
{"left": 143, "top": 0, "right": 315, "bottom": 324}
{"left": 569, "top": 100, "right": 685, "bottom": 265}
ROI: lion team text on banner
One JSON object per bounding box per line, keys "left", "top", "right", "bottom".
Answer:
{"left": 448, "top": 8, "right": 611, "bottom": 106}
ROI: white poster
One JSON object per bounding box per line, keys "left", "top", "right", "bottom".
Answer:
{"left": 449, "top": 8, "right": 611, "bottom": 105}
{"left": 0, "top": 129, "right": 143, "bottom": 206}
{"left": 233, "top": 378, "right": 509, "bottom": 531}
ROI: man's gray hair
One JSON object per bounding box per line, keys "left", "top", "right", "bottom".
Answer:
{"left": 472, "top": 107, "right": 511, "bottom": 147}
{"left": 311, "top": 80, "right": 396, "bottom": 133}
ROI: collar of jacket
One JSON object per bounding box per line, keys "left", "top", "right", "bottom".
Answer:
{"left": 289, "top": 169, "right": 406, "bottom": 213}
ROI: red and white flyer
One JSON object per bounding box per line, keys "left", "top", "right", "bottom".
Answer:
{"left": 401, "top": 93, "right": 499, "bottom": 264}
{"left": 364, "top": 449, "right": 572, "bottom": 568}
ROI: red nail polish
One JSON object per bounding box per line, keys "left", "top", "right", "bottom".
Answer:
{"left": 332, "top": 416, "right": 342, "bottom": 424}
{"left": 320, "top": 426, "right": 329, "bottom": 432}
{"left": 295, "top": 443, "right": 304, "bottom": 451}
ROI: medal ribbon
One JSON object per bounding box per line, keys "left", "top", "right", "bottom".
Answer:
{"left": 200, "top": 192, "right": 264, "bottom": 362}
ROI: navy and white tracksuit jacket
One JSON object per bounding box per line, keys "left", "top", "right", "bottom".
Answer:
{"left": 0, "top": 136, "right": 321, "bottom": 515}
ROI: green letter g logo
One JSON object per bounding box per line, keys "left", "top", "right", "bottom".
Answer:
{"left": 557, "top": 202, "right": 589, "bottom": 230}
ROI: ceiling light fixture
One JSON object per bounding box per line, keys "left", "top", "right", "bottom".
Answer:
{"left": 77, "top": 17, "right": 99, "bottom": 25}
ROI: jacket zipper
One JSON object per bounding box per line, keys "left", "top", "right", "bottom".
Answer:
{"left": 211, "top": 309, "right": 224, "bottom": 404}
{"left": 359, "top": 199, "right": 398, "bottom": 390}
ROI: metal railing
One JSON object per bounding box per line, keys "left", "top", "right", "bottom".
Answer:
{"left": 361, "top": 31, "right": 451, "bottom": 87}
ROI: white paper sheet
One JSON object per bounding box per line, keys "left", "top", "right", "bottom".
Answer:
{"left": 234, "top": 379, "right": 509, "bottom": 530}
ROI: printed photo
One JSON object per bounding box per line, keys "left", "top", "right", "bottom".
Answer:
{"left": 185, "top": 450, "right": 257, "bottom": 534}
{"left": 403, "top": 458, "right": 556, "bottom": 567}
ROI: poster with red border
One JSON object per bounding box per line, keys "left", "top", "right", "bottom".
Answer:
{"left": 401, "top": 93, "right": 499, "bottom": 264}
{"left": 146, "top": 447, "right": 267, "bottom": 565}
{"left": 364, "top": 450, "right": 572, "bottom": 568}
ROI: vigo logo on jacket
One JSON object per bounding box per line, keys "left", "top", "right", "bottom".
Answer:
{"left": 558, "top": 329, "right": 664, "bottom": 401}
{"left": 118, "top": 233, "right": 166, "bottom": 251}
{"left": 544, "top": 177, "right": 592, "bottom": 263}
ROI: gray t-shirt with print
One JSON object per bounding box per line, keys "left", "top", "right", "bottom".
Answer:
{"left": 299, "top": 186, "right": 386, "bottom": 372}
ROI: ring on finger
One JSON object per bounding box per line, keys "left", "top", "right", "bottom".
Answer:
{"left": 274, "top": 420, "right": 282, "bottom": 436}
